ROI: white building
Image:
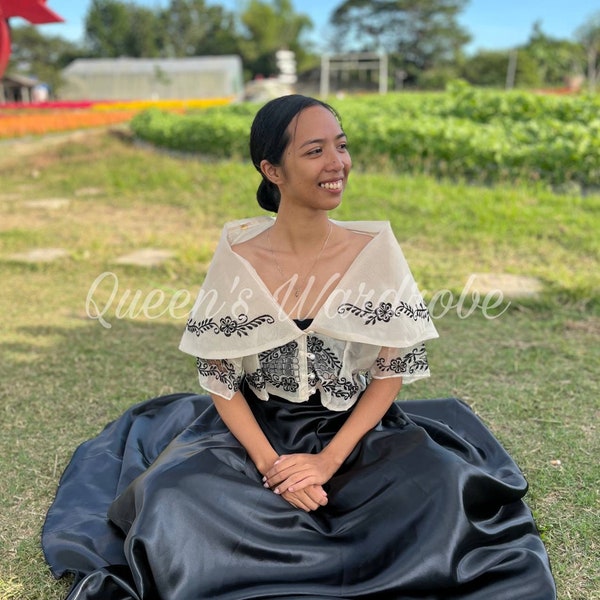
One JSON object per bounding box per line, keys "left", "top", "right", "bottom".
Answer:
{"left": 60, "top": 56, "right": 243, "bottom": 101}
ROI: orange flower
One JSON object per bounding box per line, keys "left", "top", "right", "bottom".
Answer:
{"left": 0, "top": 109, "right": 136, "bottom": 138}
{"left": 0, "top": 96, "right": 234, "bottom": 138}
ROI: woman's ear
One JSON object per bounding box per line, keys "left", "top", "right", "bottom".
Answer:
{"left": 260, "top": 160, "right": 283, "bottom": 185}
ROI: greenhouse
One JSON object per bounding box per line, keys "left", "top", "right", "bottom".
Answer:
{"left": 60, "top": 56, "right": 243, "bottom": 101}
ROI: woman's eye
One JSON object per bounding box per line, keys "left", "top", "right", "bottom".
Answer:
{"left": 307, "top": 148, "right": 322, "bottom": 155}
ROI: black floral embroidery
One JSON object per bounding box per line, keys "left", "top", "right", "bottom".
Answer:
{"left": 239, "top": 334, "right": 414, "bottom": 405}
{"left": 307, "top": 336, "right": 341, "bottom": 375}
{"left": 245, "top": 336, "right": 358, "bottom": 400}
{"left": 375, "top": 344, "right": 429, "bottom": 375}
{"left": 244, "top": 368, "right": 266, "bottom": 390}
{"left": 196, "top": 357, "right": 241, "bottom": 391}
{"left": 306, "top": 336, "right": 359, "bottom": 402}
{"left": 186, "top": 313, "right": 275, "bottom": 337}
{"left": 337, "top": 300, "right": 430, "bottom": 325}
{"left": 254, "top": 341, "right": 300, "bottom": 392}
{"left": 279, "top": 376, "right": 299, "bottom": 392}
{"left": 320, "top": 376, "right": 360, "bottom": 401}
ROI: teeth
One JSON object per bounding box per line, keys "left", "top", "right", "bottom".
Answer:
{"left": 320, "top": 180, "right": 342, "bottom": 190}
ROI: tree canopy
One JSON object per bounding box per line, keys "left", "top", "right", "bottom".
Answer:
{"left": 330, "top": 0, "right": 471, "bottom": 80}
{"left": 238, "top": 0, "right": 314, "bottom": 77}
{"left": 7, "top": 25, "right": 81, "bottom": 92}
{"left": 575, "top": 10, "right": 600, "bottom": 90}
{"left": 461, "top": 49, "right": 540, "bottom": 89}
{"left": 84, "top": 0, "right": 159, "bottom": 58}
{"left": 522, "top": 22, "right": 584, "bottom": 87}
{"left": 159, "top": 0, "right": 239, "bottom": 58}
{"left": 4, "top": 0, "right": 600, "bottom": 94}
{"left": 84, "top": 0, "right": 239, "bottom": 59}
{"left": 81, "top": 0, "right": 312, "bottom": 78}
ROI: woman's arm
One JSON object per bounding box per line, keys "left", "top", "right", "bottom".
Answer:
{"left": 321, "top": 376, "right": 403, "bottom": 468}
{"left": 263, "top": 376, "right": 403, "bottom": 494}
{"left": 211, "top": 390, "right": 278, "bottom": 476}
{"left": 211, "top": 391, "right": 329, "bottom": 511}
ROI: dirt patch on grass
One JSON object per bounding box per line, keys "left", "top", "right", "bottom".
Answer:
{"left": 8, "top": 248, "right": 70, "bottom": 263}
{"left": 1, "top": 129, "right": 222, "bottom": 255}
{"left": 469, "top": 272, "right": 543, "bottom": 298}
{"left": 1, "top": 199, "right": 220, "bottom": 247}
{"left": 114, "top": 248, "right": 176, "bottom": 267}
{"left": 564, "top": 316, "right": 600, "bottom": 337}
{"left": 0, "top": 128, "right": 108, "bottom": 166}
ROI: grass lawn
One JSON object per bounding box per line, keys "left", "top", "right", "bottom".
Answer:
{"left": 0, "top": 128, "right": 598, "bottom": 599}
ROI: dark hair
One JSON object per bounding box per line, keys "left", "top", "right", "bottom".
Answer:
{"left": 249, "top": 94, "right": 340, "bottom": 213}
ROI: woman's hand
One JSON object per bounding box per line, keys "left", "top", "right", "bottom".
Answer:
{"left": 280, "top": 484, "right": 328, "bottom": 512}
{"left": 263, "top": 452, "right": 340, "bottom": 495}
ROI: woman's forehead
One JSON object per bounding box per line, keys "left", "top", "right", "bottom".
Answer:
{"left": 289, "top": 105, "right": 344, "bottom": 143}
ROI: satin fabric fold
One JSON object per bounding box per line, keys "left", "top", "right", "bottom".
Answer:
{"left": 42, "top": 392, "right": 556, "bottom": 600}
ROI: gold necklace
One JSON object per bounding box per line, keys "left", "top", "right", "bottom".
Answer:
{"left": 267, "top": 222, "right": 333, "bottom": 298}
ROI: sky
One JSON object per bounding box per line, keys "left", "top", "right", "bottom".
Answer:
{"left": 31, "top": 0, "right": 599, "bottom": 53}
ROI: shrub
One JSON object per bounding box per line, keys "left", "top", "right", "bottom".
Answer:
{"left": 129, "top": 87, "right": 600, "bottom": 188}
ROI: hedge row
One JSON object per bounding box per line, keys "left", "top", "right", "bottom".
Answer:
{"left": 130, "top": 85, "right": 600, "bottom": 188}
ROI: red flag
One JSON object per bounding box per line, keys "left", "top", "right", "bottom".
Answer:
{"left": 0, "top": 0, "right": 64, "bottom": 24}
{"left": 0, "top": 0, "right": 63, "bottom": 78}
{"left": 0, "top": 18, "right": 9, "bottom": 77}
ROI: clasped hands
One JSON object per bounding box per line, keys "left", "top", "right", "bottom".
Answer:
{"left": 262, "top": 452, "right": 338, "bottom": 512}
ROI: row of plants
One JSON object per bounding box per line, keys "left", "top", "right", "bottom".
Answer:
{"left": 130, "top": 86, "right": 600, "bottom": 188}
{"left": 339, "top": 83, "right": 600, "bottom": 125}
{"left": 0, "top": 109, "right": 137, "bottom": 138}
{"left": 0, "top": 97, "right": 235, "bottom": 139}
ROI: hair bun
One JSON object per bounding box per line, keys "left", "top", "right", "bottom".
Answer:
{"left": 257, "top": 179, "right": 280, "bottom": 213}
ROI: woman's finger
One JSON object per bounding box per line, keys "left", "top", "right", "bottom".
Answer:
{"left": 263, "top": 460, "right": 310, "bottom": 490}
{"left": 270, "top": 469, "right": 314, "bottom": 494}
{"left": 282, "top": 491, "right": 313, "bottom": 512}
{"left": 305, "top": 485, "right": 328, "bottom": 506}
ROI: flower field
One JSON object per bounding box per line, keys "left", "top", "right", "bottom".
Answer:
{"left": 0, "top": 108, "right": 137, "bottom": 138}
{"left": 0, "top": 96, "right": 234, "bottom": 139}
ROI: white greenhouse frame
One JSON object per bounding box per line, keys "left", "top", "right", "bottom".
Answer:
{"left": 320, "top": 52, "right": 388, "bottom": 97}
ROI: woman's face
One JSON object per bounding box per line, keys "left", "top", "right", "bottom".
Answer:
{"left": 267, "top": 105, "right": 352, "bottom": 212}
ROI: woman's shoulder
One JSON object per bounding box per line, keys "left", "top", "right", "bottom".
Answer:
{"left": 332, "top": 225, "right": 374, "bottom": 256}
{"left": 230, "top": 229, "right": 269, "bottom": 262}
{"left": 334, "top": 219, "right": 392, "bottom": 234}
{"left": 333, "top": 219, "right": 396, "bottom": 252}
{"left": 221, "top": 216, "right": 274, "bottom": 259}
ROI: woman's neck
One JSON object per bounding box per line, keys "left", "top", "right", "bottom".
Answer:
{"left": 270, "top": 211, "right": 332, "bottom": 254}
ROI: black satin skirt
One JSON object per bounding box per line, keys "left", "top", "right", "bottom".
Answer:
{"left": 42, "top": 388, "right": 556, "bottom": 600}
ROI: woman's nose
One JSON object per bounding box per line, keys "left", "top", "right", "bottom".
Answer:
{"left": 325, "top": 150, "right": 344, "bottom": 170}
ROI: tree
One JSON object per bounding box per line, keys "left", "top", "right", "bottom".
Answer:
{"left": 575, "top": 11, "right": 600, "bottom": 90}
{"left": 84, "top": 0, "right": 131, "bottom": 57}
{"left": 330, "top": 0, "right": 471, "bottom": 83}
{"left": 238, "top": 0, "right": 314, "bottom": 79}
{"left": 84, "top": 0, "right": 162, "bottom": 58}
{"left": 158, "top": 0, "right": 239, "bottom": 58}
{"left": 461, "top": 49, "right": 540, "bottom": 88}
{"left": 521, "top": 21, "right": 584, "bottom": 88}
{"left": 7, "top": 24, "right": 81, "bottom": 94}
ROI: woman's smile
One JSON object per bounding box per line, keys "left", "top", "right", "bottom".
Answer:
{"left": 319, "top": 179, "right": 344, "bottom": 191}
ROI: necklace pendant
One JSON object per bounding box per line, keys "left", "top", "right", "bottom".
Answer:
{"left": 267, "top": 222, "right": 333, "bottom": 303}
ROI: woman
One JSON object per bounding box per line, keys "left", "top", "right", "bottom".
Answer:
{"left": 43, "top": 95, "right": 556, "bottom": 599}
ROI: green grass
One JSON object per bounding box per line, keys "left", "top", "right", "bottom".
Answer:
{"left": 0, "top": 129, "right": 598, "bottom": 599}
